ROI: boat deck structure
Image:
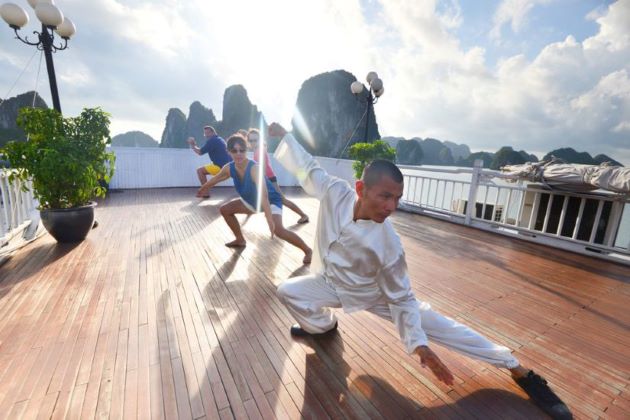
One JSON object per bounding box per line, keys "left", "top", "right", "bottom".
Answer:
{"left": 0, "top": 187, "right": 628, "bottom": 419}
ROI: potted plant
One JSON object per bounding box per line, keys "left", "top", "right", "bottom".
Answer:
{"left": 0, "top": 107, "right": 115, "bottom": 242}
{"left": 348, "top": 140, "right": 396, "bottom": 179}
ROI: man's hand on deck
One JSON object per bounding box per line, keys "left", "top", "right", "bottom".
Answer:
{"left": 414, "top": 345, "right": 454, "bottom": 386}
{"left": 268, "top": 123, "right": 287, "bottom": 138}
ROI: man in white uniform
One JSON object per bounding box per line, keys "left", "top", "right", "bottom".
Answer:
{"left": 269, "top": 122, "right": 571, "bottom": 420}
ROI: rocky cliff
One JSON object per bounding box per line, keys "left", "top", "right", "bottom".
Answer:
{"left": 291, "top": 70, "right": 380, "bottom": 158}
{"left": 543, "top": 148, "right": 622, "bottom": 166}
{"left": 185, "top": 101, "right": 217, "bottom": 143}
{"left": 112, "top": 131, "right": 158, "bottom": 147}
{"left": 395, "top": 139, "right": 424, "bottom": 165}
{"left": 421, "top": 138, "right": 454, "bottom": 165}
{"left": 385, "top": 136, "right": 469, "bottom": 166}
{"left": 217, "top": 85, "right": 263, "bottom": 137}
{"left": 0, "top": 91, "right": 48, "bottom": 147}
{"left": 159, "top": 86, "right": 262, "bottom": 148}
{"left": 443, "top": 141, "right": 471, "bottom": 162}
{"left": 160, "top": 108, "right": 187, "bottom": 148}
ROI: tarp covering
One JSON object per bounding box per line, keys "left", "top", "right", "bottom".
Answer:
{"left": 500, "top": 161, "right": 630, "bottom": 194}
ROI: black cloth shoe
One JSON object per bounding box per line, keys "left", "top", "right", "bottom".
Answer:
{"left": 290, "top": 322, "right": 338, "bottom": 337}
{"left": 515, "top": 371, "right": 572, "bottom": 419}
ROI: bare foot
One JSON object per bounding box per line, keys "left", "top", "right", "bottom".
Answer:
{"left": 297, "top": 215, "right": 309, "bottom": 224}
{"left": 225, "top": 240, "right": 246, "bottom": 248}
{"left": 196, "top": 192, "right": 210, "bottom": 198}
{"left": 303, "top": 249, "right": 312, "bottom": 264}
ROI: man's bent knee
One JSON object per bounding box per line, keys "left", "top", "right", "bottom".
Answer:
{"left": 276, "top": 282, "right": 289, "bottom": 302}
{"left": 277, "top": 280, "right": 300, "bottom": 302}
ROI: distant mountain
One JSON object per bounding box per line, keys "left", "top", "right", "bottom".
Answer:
{"left": 5, "top": 75, "right": 624, "bottom": 167}
{"left": 160, "top": 108, "right": 188, "bottom": 148}
{"left": 490, "top": 146, "right": 528, "bottom": 170}
{"left": 543, "top": 148, "right": 623, "bottom": 166}
{"left": 291, "top": 70, "right": 380, "bottom": 158}
{"left": 593, "top": 154, "right": 622, "bottom": 166}
{"left": 382, "top": 136, "right": 405, "bottom": 149}
{"left": 112, "top": 131, "right": 158, "bottom": 147}
{"left": 185, "top": 101, "right": 217, "bottom": 143}
{"left": 523, "top": 151, "right": 539, "bottom": 162}
{"left": 443, "top": 141, "right": 471, "bottom": 162}
{"left": 0, "top": 91, "right": 48, "bottom": 147}
{"left": 217, "top": 85, "right": 263, "bottom": 138}
{"left": 159, "top": 85, "right": 262, "bottom": 149}
{"left": 421, "top": 138, "right": 454, "bottom": 165}
{"left": 457, "top": 151, "right": 494, "bottom": 168}
{"left": 543, "top": 148, "right": 593, "bottom": 165}
{"left": 395, "top": 139, "right": 423, "bottom": 165}
{"left": 383, "top": 136, "right": 470, "bottom": 166}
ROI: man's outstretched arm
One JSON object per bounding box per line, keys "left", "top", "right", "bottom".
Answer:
{"left": 187, "top": 137, "right": 203, "bottom": 155}
{"left": 378, "top": 252, "right": 455, "bottom": 386}
{"left": 269, "top": 122, "right": 338, "bottom": 200}
{"left": 414, "top": 345, "right": 454, "bottom": 385}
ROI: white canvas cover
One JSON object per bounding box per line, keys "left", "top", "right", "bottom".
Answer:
{"left": 500, "top": 161, "right": 630, "bottom": 194}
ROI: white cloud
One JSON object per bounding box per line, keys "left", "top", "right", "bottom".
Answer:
{"left": 584, "top": 0, "right": 630, "bottom": 52}
{"left": 1, "top": 0, "right": 628, "bottom": 164}
{"left": 373, "top": 0, "right": 630, "bottom": 163}
{"left": 490, "top": 0, "right": 552, "bottom": 40}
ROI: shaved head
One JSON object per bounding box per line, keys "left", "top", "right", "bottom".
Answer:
{"left": 362, "top": 160, "right": 403, "bottom": 188}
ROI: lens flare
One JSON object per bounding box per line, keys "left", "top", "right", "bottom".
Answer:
{"left": 256, "top": 117, "right": 265, "bottom": 213}
{"left": 292, "top": 107, "right": 315, "bottom": 149}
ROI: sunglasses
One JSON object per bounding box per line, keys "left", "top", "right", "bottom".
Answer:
{"left": 230, "top": 148, "right": 247, "bottom": 154}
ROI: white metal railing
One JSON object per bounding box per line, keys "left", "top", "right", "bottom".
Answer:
{"left": 110, "top": 148, "right": 630, "bottom": 265}
{"left": 398, "top": 161, "right": 630, "bottom": 265}
{"left": 0, "top": 169, "right": 38, "bottom": 247}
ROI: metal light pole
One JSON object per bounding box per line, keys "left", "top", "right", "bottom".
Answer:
{"left": 350, "top": 71, "right": 385, "bottom": 142}
{"left": 1, "top": 1, "right": 76, "bottom": 114}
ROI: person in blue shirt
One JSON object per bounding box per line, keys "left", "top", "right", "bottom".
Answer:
{"left": 187, "top": 125, "right": 232, "bottom": 198}
{"left": 197, "top": 133, "right": 312, "bottom": 264}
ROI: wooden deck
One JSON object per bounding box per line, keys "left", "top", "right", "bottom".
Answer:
{"left": 0, "top": 187, "right": 628, "bottom": 419}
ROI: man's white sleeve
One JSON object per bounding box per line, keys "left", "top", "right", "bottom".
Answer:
{"left": 377, "top": 252, "right": 429, "bottom": 353}
{"left": 273, "top": 133, "right": 335, "bottom": 200}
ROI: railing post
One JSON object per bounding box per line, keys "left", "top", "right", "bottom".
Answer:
{"left": 465, "top": 159, "right": 483, "bottom": 225}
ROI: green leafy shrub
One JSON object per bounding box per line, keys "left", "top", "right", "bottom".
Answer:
{"left": 348, "top": 140, "right": 396, "bottom": 179}
{"left": 0, "top": 107, "right": 116, "bottom": 209}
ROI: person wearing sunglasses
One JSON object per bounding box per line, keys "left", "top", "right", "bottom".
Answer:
{"left": 197, "top": 134, "right": 312, "bottom": 264}
{"left": 247, "top": 128, "right": 309, "bottom": 224}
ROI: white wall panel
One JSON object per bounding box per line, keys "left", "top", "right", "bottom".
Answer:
{"left": 109, "top": 147, "right": 356, "bottom": 189}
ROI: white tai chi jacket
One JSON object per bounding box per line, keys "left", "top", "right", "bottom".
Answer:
{"left": 274, "top": 134, "right": 429, "bottom": 353}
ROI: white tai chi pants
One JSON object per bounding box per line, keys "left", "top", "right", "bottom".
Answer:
{"left": 277, "top": 274, "right": 520, "bottom": 369}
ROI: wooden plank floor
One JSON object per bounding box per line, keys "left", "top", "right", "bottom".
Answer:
{"left": 0, "top": 187, "right": 628, "bottom": 419}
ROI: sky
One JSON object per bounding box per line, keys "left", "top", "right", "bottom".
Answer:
{"left": 1, "top": 0, "right": 629, "bottom": 164}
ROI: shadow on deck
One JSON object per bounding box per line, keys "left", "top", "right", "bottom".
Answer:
{"left": 0, "top": 187, "right": 628, "bottom": 419}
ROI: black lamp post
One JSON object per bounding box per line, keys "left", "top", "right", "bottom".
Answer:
{"left": 351, "top": 71, "right": 385, "bottom": 142}
{"left": 1, "top": 1, "right": 76, "bottom": 114}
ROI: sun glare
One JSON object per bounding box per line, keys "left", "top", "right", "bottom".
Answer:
{"left": 256, "top": 116, "right": 265, "bottom": 213}
{"left": 292, "top": 107, "right": 315, "bottom": 149}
